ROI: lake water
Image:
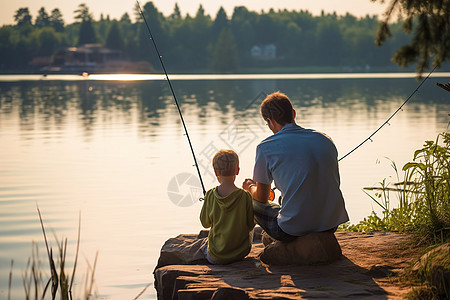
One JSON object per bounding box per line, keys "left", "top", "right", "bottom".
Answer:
{"left": 1, "top": 73, "right": 449, "bottom": 299}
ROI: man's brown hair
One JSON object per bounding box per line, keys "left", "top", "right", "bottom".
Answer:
{"left": 213, "top": 149, "right": 239, "bottom": 176}
{"left": 260, "top": 92, "right": 294, "bottom": 126}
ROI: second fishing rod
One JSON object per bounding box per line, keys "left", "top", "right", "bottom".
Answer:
{"left": 136, "top": 0, "right": 206, "bottom": 198}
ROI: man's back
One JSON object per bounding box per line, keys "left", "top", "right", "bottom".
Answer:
{"left": 253, "top": 123, "right": 349, "bottom": 236}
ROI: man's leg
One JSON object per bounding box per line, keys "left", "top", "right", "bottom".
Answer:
{"left": 252, "top": 199, "right": 296, "bottom": 242}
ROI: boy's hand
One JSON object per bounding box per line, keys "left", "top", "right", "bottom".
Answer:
{"left": 242, "top": 178, "right": 256, "bottom": 191}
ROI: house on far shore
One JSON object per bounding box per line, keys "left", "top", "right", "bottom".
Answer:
{"left": 42, "top": 44, "right": 154, "bottom": 74}
{"left": 250, "top": 44, "right": 277, "bottom": 60}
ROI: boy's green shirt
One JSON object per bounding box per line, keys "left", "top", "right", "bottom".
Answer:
{"left": 200, "top": 187, "right": 255, "bottom": 264}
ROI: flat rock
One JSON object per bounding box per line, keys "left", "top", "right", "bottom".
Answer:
{"left": 154, "top": 230, "right": 418, "bottom": 299}
{"left": 260, "top": 231, "right": 342, "bottom": 265}
{"left": 155, "top": 231, "right": 209, "bottom": 269}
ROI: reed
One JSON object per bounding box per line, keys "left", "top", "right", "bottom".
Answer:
{"left": 340, "top": 132, "right": 450, "bottom": 299}
{"left": 341, "top": 158, "right": 418, "bottom": 233}
{"left": 342, "top": 132, "right": 450, "bottom": 243}
{"left": 403, "top": 132, "right": 450, "bottom": 242}
{"left": 8, "top": 260, "right": 13, "bottom": 300}
{"left": 8, "top": 208, "right": 97, "bottom": 300}
{"left": 21, "top": 242, "right": 45, "bottom": 300}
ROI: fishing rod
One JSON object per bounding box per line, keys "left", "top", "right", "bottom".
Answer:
{"left": 338, "top": 65, "right": 438, "bottom": 162}
{"left": 269, "top": 66, "right": 439, "bottom": 202}
{"left": 136, "top": 0, "right": 206, "bottom": 197}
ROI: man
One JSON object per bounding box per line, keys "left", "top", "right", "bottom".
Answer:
{"left": 243, "top": 91, "right": 349, "bottom": 242}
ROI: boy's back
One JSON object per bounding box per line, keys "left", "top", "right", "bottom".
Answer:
{"left": 200, "top": 187, "right": 254, "bottom": 264}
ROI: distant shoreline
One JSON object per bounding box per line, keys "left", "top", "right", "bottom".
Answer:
{"left": 1, "top": 72, "right": 450, "bottom": 82}
{"left": 1, "top": 64, "right": 449, "bottom": 76}
{"left": 0, "top": 64, "right": 441, "bottom": 76}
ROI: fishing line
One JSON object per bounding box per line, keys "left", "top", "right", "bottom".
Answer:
{"left": 136, "top": 0, "right": 206, "bottom": 197}
{"left": 338, "top": 65, "right": 438, "bottom": 162}
{"left": 271, "top": 67, "right": 438, "bottom": 201}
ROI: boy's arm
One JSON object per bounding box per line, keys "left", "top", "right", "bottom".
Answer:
{"left": 246, "top": 192, "right": 255, "bottom": 230}
{"left": 199, "top": 194, "right": 211, "bottom": 228}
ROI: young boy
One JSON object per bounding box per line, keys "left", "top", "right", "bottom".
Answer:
{"left": 200, "top": 149, "right": 254, "bottom": 264}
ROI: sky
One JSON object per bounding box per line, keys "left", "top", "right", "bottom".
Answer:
{"left": 1, "top": 0, "right": 388, "bottom": 26}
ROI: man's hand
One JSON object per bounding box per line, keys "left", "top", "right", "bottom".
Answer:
{"left": 243, "top": 179, "right": 271, "bottom": 204}
{"left": 242, "top": 178, "right": 256, "bottom": 191}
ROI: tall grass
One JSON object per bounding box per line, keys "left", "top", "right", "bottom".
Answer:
{"left": 8, "top": 260, "right": 13, "bottom": 300}
{"left": 9, "top": 208, "right": 151, "bottom": 299}
{"left": 403, "top": 132, "right": 450, "bottom": 242}
{"left": 341, "top": 132, "right": 450, "bottom": 299}
{"left": 343, "top": 132, "right": 450, "bottom": 243}
{"left": 9, "top": 207, "right": 98, "bottom": 300}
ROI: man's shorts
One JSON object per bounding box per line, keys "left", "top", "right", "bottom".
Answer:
{"left": 200, "top": 240, "right": 219, "bottom": 264}
{"left": 252, "top": 199, "right": 297, "bottom": 242}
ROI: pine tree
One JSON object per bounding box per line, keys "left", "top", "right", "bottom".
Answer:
{"left": 74, "top": 4, "right": 97, "bottom": 45}
{"left": 105, "top": 21, "right": 124, "bottom": 50}
{"left": 49, "top": 8, "right": 64, "bottom": 32}
{"left": 14, "top": 7, "right": 32, "bottom": 27}
{"left": 169, "top": 3, "right": 181, "bottom": 20}
{"left": 373, "top": 0, "right": 450, "bottom": 76}
{"left": 211, "top": 7, "right": 228, "bottom": 40}
{"left": 78, "top": 20, "right": 97, "bottom": 45}
{"left": 210, "top": 28, "right": 239, "bottom": 73}
{"left": 35, "top": 7, "right": 50, "bottom": 28}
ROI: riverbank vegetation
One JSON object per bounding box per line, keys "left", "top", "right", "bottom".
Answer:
{"left": 342, "top": 132, "right": 450, "bottom": 299}
{"left": 371, "top": 0, "right": 450, "bottom": 75}
{"left": 344, "top": 132, "right": 449, "bottom": 243}
{"left": 0, "top": 2, "right": 414, "bottom": 74}
{"left": 8, "top": 209, "right": 98, "bottom": 300}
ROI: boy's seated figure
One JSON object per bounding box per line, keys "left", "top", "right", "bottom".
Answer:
{"left": 200, "top": 149, "right": 255, "bottom": 264}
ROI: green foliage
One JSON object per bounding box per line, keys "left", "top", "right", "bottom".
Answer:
{"left": 35, "top": 7, "right": 50, "bottom": 28}
{"left": 33, "top": 27, "right": 62, "bottom": 56}
{"left": 49, "top": 9, "right": 65, "bottom": 32}
{"left": 372, "top": 0, "right": 450, "bottom": 76}
{"left": 14, "top": 7, "right": 32, "bottom": 27}
{"left": 230, "top": 6, "right": 258, "bottom": 62}
{"left": 210, "top": 28, "right": 239, "bottom": 73}
{"left": 135, "top": 2, "right": 168, "bottom": 67}
{"left": 9, "top": 208, "right": 98, "bottom": 299}
{"left": 343, "top": 133, "right": 450, "bottom": 244}
{"left": 74, "top": 3, "right": 93, "bottom": 23}
{"left": 0, "top": 27, "right": 15, "bottom": 66}
{"left": 211, "top": 7, "right": 229, "bottom": 39}
{"left": 78, "top": 20, "right": 97, "bottom": 45}
{"left": 169, "top": 3, "right": 181, "bottom": 21}
{"left": 105, "top": 21, "right": 124, "bottom": 50}
{"left": 74, "top": 4, "right": 97, "bottom": 46}
{"left": 403, "top": 132, "right": 450, "bottom": 240}
{"left": 0, "top": 2, "right": 427, "bottom": 72}
{"left": 316, "top": 20, "right": 344, "bottom": 66}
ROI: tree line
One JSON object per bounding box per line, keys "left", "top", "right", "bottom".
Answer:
{"left": 0, "top": 2, "right": 413, "bottom": 73}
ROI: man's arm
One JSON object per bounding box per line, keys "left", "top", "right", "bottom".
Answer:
{"left": 243, "top": 179, "right": 271, "bottom": 204}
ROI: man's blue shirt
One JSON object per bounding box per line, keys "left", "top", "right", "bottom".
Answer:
{"left": 253, "top": 123, "right": 349, "bottom": 236}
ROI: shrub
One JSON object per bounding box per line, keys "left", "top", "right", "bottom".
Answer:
{"left": 343, "top": 132, "right": 450, "bottom": 244}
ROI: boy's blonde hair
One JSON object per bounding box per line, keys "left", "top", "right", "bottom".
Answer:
{"left": 213, "top": 149, "right": 239, "bottom": 176}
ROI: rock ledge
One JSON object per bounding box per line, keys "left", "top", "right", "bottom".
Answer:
{"left": 154, "top": 230, "right": 416, "bottom": 300}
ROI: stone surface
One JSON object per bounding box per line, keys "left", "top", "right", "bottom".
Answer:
{"left": 154, "top": 230, "right": 419, "bottom": 299}
{"left": 155, "top": 232, "right": 208, "bottom": 269}
{"left": 260, "top": 231, "right": 342, "bottom": 265}
{"left": 156, "top": 228, "right": 263, "bottom": 270}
